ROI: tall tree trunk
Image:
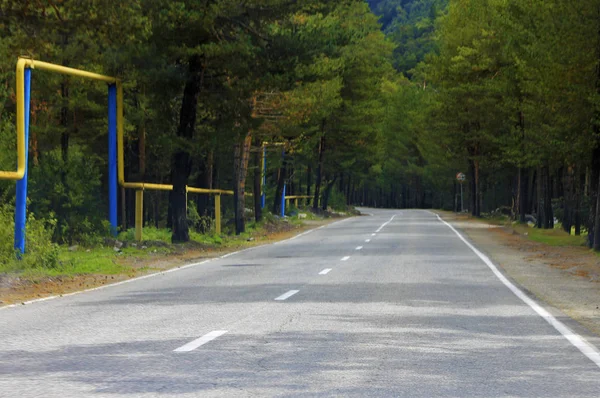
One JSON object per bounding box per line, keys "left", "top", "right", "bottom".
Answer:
{"left": 469, "top": 159, "right": 477, "bottom": 216}
{"left": 537, "top": 166, "right": 543, "bottom": 229}
{"left": 196, "top": 150, "right": 213, "bottom": 222}
{"left": 253, "top": 139, "right": 262, "bottom": 222}
{"left": 518, "top": 168, "right": 528, "bottom": 223}
{"left": 233, "top": 132, "right": 252, "bottom": 235}
{"left": 575, "top": 170, "right": 583, "bottom": 235}
{"left": 594, "top": 171, "right": 600, "bottom": 250}
{"left": 170, "top": 56, "right": 203, "bottom": 243}
{"left": 544, "top": 165, "right": 553, "bottom": 229}
{"left": 321, "top": 175, "right": 338, "bottom": 211}
{"left": 313, "top": 133, "right": 325, "bottom": 211}
{"left": 305, "top": 166, "right": 312, "bottom": 206}
{"left": 563, "top": 166, "right": 573, "bottom": 234}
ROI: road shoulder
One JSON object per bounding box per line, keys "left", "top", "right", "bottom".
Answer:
{"left": 435, "top": 211, "right": 600, "bottom": 338}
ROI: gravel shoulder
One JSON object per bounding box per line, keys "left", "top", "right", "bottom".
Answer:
{"left": 435, "top": 211, "right": 600, "bottom": 338}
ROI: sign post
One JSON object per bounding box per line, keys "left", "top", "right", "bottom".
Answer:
{"left": 456, "top": 172, "right": 466, "bottom": 212}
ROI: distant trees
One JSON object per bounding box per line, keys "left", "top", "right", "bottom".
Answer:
{"left": 4, "top": 0, "right": 600, "bottom": 250}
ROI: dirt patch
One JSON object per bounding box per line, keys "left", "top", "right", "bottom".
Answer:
{"left": 436, "top": 211, "right": 600, "bottom": 337}
{"left": 0, "top": 217, "right": 341, "bottom": 306}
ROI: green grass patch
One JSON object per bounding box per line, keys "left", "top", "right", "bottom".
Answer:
{"left": 512, "top": 224, "right": 587, "bottom": 247}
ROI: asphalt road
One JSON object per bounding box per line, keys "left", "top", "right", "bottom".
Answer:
{"left": 1, "top": 209, "right": 600, "bottom": 397}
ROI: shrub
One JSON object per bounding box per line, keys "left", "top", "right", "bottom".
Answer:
{"left": 28, "top": 145, "right": 108, "bottom": 245}
{"left": 0, "top": 204, "right": 59, "bottom": 271}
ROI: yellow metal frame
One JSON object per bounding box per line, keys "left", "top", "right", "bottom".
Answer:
{"left": 285, "top": 195, "right": 312, "bottom": 208}
{"left": 0, "top": 58, "right": 120, "bottom": 181}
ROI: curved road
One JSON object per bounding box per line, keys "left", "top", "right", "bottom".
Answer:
{"left": 1, "top": 209, "right": 600, "bottom": 397}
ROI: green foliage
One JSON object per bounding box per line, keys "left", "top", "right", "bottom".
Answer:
{"left": 328, "top": 189, "right": 348, "bottom": 211}
{"left": 0, "top": 205, "right": 59, "bottom": 272}
{"left": 187, "top": 201, "right": 214, "bottom": 233}
{"left": 368, "top": 0, "right": 448, "bottom": 74}
{"left": 28, "top": 146, "right": 109, "bottom": 244}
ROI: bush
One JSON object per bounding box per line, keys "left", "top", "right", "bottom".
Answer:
{"left": 187, "top": 201, "right": 213, "bottom": 233}
{"left": 28, "top": 145, "right": 108, "bottom": 245}
{"left": 0, "top": 204, "right": 59, "bottom": 271}
{"left": 328, "top": 188, "right": 348, "bottom": 212}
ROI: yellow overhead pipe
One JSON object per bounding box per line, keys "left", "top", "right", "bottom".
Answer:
{"left": 0, "top": 59, "right": 27, "bottom": 180}
{"left": 25, "top": 59, "right": 117, "bottom": 83}
{"left": 1, "top": 58, "right": 120, "bottom": 181}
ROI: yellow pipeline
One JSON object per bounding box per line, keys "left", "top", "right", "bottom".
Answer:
{"left": 135, "top": 190, "right": 144, "bottom": 241}
{"left": 215, "top": 194, "right": 221, "bottom": 235}
{"left": 26, "top": 59, "right": 117, "bottom": 83}
{"left": 1, "top": 58, "right": 120, "bottom": 181}
{"left": 0, "top": 59, "right": 27, "bottom": 180}
{"left": 124, "top": 182, "right": 173, "bottom": 191}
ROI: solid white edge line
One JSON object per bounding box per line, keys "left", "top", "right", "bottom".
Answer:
{"left": 434, "top": 213, "right": 600, "bottom": 368}
{"left": 274, "top": 290, "right": 300, "bottom": 301}
{"left": 356, "top": 246, "right": 363, "bottom": 251}
{"left": 1, "top": 216, "right": 357, "bottom": 311}
{"left": 319, "top": 268, "right": 332, "bottom": 275}
{"left": 173, "top": 330, "right": 228, "bottom": 352}
{"left": 341, "top": 256, "right": 350, "bottom": 261}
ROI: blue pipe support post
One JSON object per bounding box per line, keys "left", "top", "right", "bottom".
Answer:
{"left": 280, "top": 183, "right": 286, "bottom": 218}
{"left": 108, "top": 85, "right": 118, "bottom": 236}
{"left": 261, "top": 145, "right": 266, "bottom": 209}
{"left": 14, "top": 68, "right": 31, "bottom": 254}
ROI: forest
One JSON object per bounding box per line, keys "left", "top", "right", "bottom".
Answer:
{"left": 2, "top": 0, "right": 600, "bottom": 268}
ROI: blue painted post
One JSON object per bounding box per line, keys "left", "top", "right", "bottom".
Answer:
{"left": 281, "top": 183, "right": 286, "bottom": 218}
{"left": 108, "top": 84, "right": 118, "bottom": 236}
{"left": 14, "top": 68, "right": 32, "bottom": 254}
{"left": 261, "top": 145, "right": 266, "bottom": 209}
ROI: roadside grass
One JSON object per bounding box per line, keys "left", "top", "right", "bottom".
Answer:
{"left": 475, "top": 212, "right": 588, "bottom": 247}
{"left": 447, "top": 211, "right": 589, "bottom": 248}
{"left": 510, "top": 223, "right": 587, "bottom": 247}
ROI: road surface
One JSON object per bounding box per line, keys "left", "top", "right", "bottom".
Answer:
{"left": 1, "top": 209, "right": 600, "bottom": 397}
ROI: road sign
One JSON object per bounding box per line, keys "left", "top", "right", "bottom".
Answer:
{"left": 456, "top": 172, "right": 466, "bottom": 182}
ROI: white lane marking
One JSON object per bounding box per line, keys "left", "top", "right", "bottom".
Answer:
{"left": 319, "top": 268, "right": 332, "bottom": 275}
{"left": 355, "top": 246, "right": 363, "bottom": 251}
{"left": 371, "top": 233, "right": 376, "bottom": 237}
{"left": 341, "top": 256, "right": 350, "bottom": 261}
{"left": 435, "top": 213, "right": 600, "bottom": 369}
{"left": 1, "top": 217, "right": 357, "bottom": 311}
{"left": 174, "top": 330, "right": 228, "bottom": 352}
{"left": 365, "top": 239, "right": 371, "bottom": 243}
{"left": 375, "top": 214, "right": 397, "bottom": 233}
{"left": 275, "top": 290, "right": 299, "bottom": 301}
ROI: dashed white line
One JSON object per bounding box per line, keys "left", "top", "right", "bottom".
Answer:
{"left": 365, "top": 239, "right": 371, "bottom": 243}
{"left": 434, "top": 213, "right": 600, "bottom": 369}
{"left": 356, "top": 246, "right": 363, "bottom": 251}
{"left": 275, "top": 290, "right": 299, "bottom": 301}
{"left": 371, "top": 233, "right": 376, "bottom": 236}
{"left": 375, "top": 214, "right": 397, "bottom": 233}
{"left": 341, "top": 256, "right": 350, "bottom": 261}
{"left": 174, "top": 330, "right": 228, "bottom": 352}
{"left": 319, "top": 268, "right": 332, "bottom": 275}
